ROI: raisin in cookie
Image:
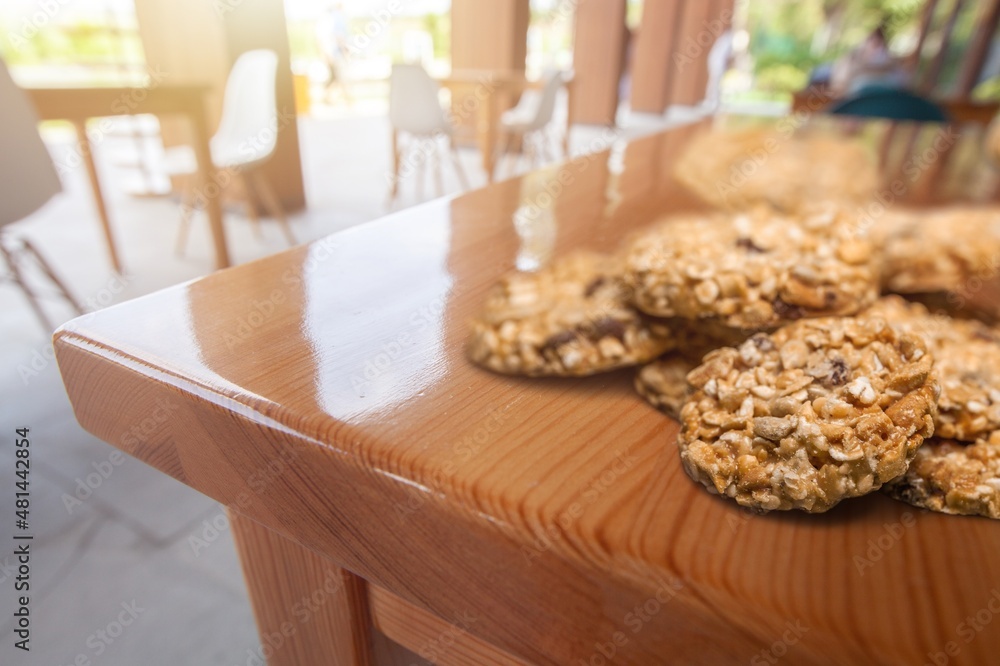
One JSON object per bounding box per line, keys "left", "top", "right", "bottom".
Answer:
{"left": 467, "top": 252, "right": 677, "bottom": 376}
{"left": 624, "top": 208, "right": 878, "bottom": 330}
{"left": 883, "top": 434, "right": 1000, "bottom": 520}
{"left": 678, "top": 318, "right": 938, "bottom": 513}
{"left": 863, "top": 296, "right": 1000, "bottom": 441}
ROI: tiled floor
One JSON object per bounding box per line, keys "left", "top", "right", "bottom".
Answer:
{"left": 0, "top": 105, "right": 703, "bottom": 664}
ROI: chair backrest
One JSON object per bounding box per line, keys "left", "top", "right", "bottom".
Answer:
{"left": 211, "top": 49, "right": 279, "bottom": 168}
{"left": 0, "top": 58, "right": 62, "bottom": 227}
{"left": 389, "top": 64, "right": 450, "bottom": 136}
{"left": 828, "top": 87, "right": 949, "bottom": 123}
{"left": 703, "top": 31, "right": 733, "bottom": 111}
{"left": 525, "top": 69, "right": 565, "bottom": 131}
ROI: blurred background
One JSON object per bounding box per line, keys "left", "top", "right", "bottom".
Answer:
{"left": 4, "top": 0, "right": 998, "bottom": 115}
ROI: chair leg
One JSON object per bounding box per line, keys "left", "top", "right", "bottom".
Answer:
{"left": 501, "top": 132, "right": 517, "bottom": 178}
{"left": 522, "top": 134, "right": 536, "bottom": 172}
{"left": 238, "top": 172, "right": 264, "bottom": 241}
{"left": 388, "top": 128, "right": 402, "bottom": 202}
{"left": 524, "top": 134, "right": 542, "bottom": 171}
{"left": 433, "top": 141, "right": 445, "bottom": 198}
{"left": 21, "top": 238, "right": 84, "bottom": 315}
{"left": 248, "top": 169, "right": 296, "bottom": 247}
{"left": 415, "top": 141, "right": 426, "bottom": 201}
{"left": 0, "top": 240, "right": 55, "bottom": 331}
{"left": 176, "top": 185, "right": 197, "bottom": 257}
{"left": 448, "top": 137, "right": 470, "bottom": 191}
{"left": 540, "top": 130, "right": 555, "bottom": 164}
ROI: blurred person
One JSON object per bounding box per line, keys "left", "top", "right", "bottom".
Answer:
{"left": 317, "top": 1, "right": 354, "bottom": 105}
{"left": 831, "top": 23, "right": 912, "bottom": 95}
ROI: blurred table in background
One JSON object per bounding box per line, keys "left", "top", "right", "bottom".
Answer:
{"left": 791, "top": 87, "right": 1000, "bottom": 126}
{"left": 439, "top": 69, "right": 575, "bottom": 182}
{"left": 26, "top": 84, "right": 230, "bottom": 271}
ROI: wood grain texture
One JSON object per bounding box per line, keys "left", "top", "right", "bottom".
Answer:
{"left": 229, "top": 509, "right": 376, "bottom": 665}
{"left": 56, "top": 119, "right": 1000, "bottom": 665}
{"left": 370, "top": 585, "right": 529, "bottom": 665}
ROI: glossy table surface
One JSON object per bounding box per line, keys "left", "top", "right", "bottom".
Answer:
{"left": 56, "top": 117, "right": 1000, "bottom": 665}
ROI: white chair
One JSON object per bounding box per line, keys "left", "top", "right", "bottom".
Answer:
{"left": 497, "top": 69, "right": 567, "bottom": 176}
{"left": 164, "top": 49, "right": 295, "bottom": 253}
{"left": 388, "top": 63, "right": 469, "bottom": 202}
{"left": 703, "top": 31, "right": 734, "bottom": 113}
{"left": 0, "top": 58, "right": 83, "bottom": 330}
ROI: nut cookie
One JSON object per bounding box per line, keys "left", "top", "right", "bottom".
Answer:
{"left": 467, "top": 252, "right": 677, "bottom": 376}
{"left": 624, "top": 208, "right": 878, "bottom": 330}
{"left": 674, "top": 127, "right": 878, "bottom": 213}
{"left": 883, "top": 434, "right": 1000, "bottom": 520}
{"left": 869, "top": 206, "right": 1000, "bottom": 294}
{"left": 635, "top": 355, "right": 698, "bottom": 419}
{"left": 636, "top": 324, "right": 755, "bottom": 418}
{"left": 900, "top": 292, "right": 999, "bottom": 326}
{"left": 678, "top": 318, "right": 938, "bottom": 513}
{"left": 862, "top": 296, "right": 1000, "bottom": 441}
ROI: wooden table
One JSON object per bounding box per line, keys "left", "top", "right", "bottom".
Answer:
{"left": 26, "top": 85, "right": 231, "bottom": 271}
{"left": 791, "top": 87, "right": 1000, "bottom": 126}
{"left": 439, "top": 69, "right": 575, "bottom": 182}
{"left": 55, "top": 119, "right": 1000, "bottom": 665}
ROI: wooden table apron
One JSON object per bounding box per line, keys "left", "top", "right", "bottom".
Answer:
{"left": 55, "top": 120, "right": 1000, "bottom": 665}
{"left": 26, "top": 85, "right": 231, "bottom": 271}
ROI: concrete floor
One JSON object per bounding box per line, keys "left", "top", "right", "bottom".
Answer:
{"left": 0, "top": 106, "right": 701, "bottom": 665}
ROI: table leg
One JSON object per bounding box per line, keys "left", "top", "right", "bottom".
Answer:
{"left": 483, "top": 93, "right": 499, "bottom": 183}
{"left": 228, "top": 509, "right": 377, "bottom": 665}
{"left": 188, "top": 108, "right": 231, "bottom": 270}
{"left": 563, "top": 81, "right": 575, "bottom": 158}
{"left": 389, "top": 128, "right": 401, "bottom": 201}
{"left": 73, "top": 120, "right": 123, "bottom": 274}
{"left": 913, "top": 130, "right": 959, "bottom": 204}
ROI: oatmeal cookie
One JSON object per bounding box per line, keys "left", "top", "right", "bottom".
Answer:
{"left": 674, "top": 127, "right": 879, "bottom": 213}
{"left": 862, "top": 296, "right": 1000, "bottom": 441}
{"left": 869, "top": 206, "right": 1000, "bottom": 294}
{"left": 900, "top": 292, "right": 1000, "bottom": 326}
{"left": 678, "top": 318, "right": 938, "bottom": 513}
{"left": 624, "top": 208, "right": 878, "bottom": 330}
{"left": 635, "top": 355, "right": 698, "bottom": 419}
{"left": 636, "top": 324, "right": 755, "bottom": 418}
{"left": 883, "top": 434, "right": 1000, "bottom": 520}
{"left": 467, "top": 252, "right": 677, "bottom": 376}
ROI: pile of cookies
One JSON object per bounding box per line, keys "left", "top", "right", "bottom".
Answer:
{"left": 466, "top": 130, "right": 1000, "bottom": 520}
